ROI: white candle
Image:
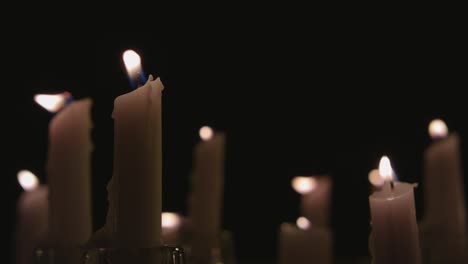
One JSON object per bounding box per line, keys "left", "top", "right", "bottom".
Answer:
{"left": 291, "top": 176, "right": 332, "bottom": 227}
{"left": 188, "top": 126, "right": 226, "bottom": 262}
{"left": 278, "top": 218, "right": 332, "bottom": 264}
{"left": 421, "top": 119, "right": 467, "bottom": 263}
{"left": 102, "top": 50, "right": 163, "bottom": 248}
{"left": 36, "top": 93, "right": 93, "bottom": 246}
{"left": 16, "top": 170, "right": 48, "bottom": 264}
{"left": 369, "top": 156, "right": 421, "bottom": 264}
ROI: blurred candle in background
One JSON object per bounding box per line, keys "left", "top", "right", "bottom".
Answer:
{"left": 35, "top": 93, "right": 93, "bottom": 248}
{"left": 188, "top": 126, "right": 226, "bottom": 263}
{"left": 161, "top": 212, "right": 183, "bottom": 245}
{"left": 291, "top": 176, "right": 332, "bottom": 227}
{"left": 369, "top": 156, "right": 421, "bottom": 264}
{"left": 278, "top": 217, "right": 332, "bottom": 264}
{"left": 421, "top": 119, "right": 467, "bottom": 264}
{"left": 16, "top": 170, "right": 48, "bottom": 264}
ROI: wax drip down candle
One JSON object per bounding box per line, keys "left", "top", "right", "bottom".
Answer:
{"left": 16, "top": 170, "right": 48, "bottom": 264}
{"left": 420, "top": 119, "right": 467, "bottom": 264}
{"left": 369, "top": 156, "right": 421, "bottom": 264}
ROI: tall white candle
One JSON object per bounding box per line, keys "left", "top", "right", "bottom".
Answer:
{"left": 188, "top": 126, "right": 226, "bottom": 263}
{"left": 35, "top": 94, "right": 93, "bottom": 246}
{"left": 16, "top": 170, "right": 48, "bottom": 264}
{"left": 100, "top": 50, "right": 163, "bottom": 248}
{"left": 421, "top": 119, "right": 467, "bottom": 263}
{"left": 369, "top": 156, "right": 421, "bottom": 264}
{"left": 292, "top": 176, "right": 332, "bottom": 227}
{"left": 278, "top": 217, "right": 332, "bottom": 264}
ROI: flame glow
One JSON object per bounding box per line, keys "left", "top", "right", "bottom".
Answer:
{"left": 379, "top": 156, "right": 393, "bottom": 181}
{"left": 429, "top": 119, "right": 448, "bottom": 139}
{"left": 199, "top": 126, "right": 214, "bottom": 141}
{"left": 34, "top": 94, "right": 67, "bottom": 113}
{"left": 291, "top": 177, "right": 317, "bottom": 194}
{"left": 162, "top": 212, "right": 181, "bottom": 229}
{"left": 17, "top": 170, "right": 39, "bottom": 191}
{"left": 296, "top": 217, "right": 311, "bottom": 230}
{"left": 368, "top": 169, "right": 385, "bottom": 187}
{"left": 123, "top": 49, "right": 142, "bottom": 78}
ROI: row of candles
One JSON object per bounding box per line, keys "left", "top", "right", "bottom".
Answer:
{"left": 15, "top": 48, "right": 467, "bottom": 264}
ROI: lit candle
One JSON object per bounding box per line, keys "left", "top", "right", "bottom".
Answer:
{"left": 16, "top": 170, "right": 48, "bottom": 264}
{"left": 369, "top": 156, "right": 421, "bottom": 264}
{"left": 278, "top": 217, "right": 332, "bottom": 264}
{"left": 99, "top": 50, "right": 164, "bottom": 248}
{"left": 35, "top": 93, "right": 93, "bottom": 246}
{"left": 188, "top": 126, "right": 226, "bottom": 263}
{"left": 421, "top": 119, "right": 467, "bottom": 263}
{"left": 161, "top": 212, "right": 183, "bottom": 245}
{"left": 291, "top": 176, "right": 332, "bottom": 227}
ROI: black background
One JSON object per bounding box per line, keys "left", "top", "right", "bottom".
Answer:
{"left": 3, "top": 23, "right": 467, "bottom": 263}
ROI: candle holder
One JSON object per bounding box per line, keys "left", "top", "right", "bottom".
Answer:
{"left": 34, "top": 245, "right": 186, "bottom": 264}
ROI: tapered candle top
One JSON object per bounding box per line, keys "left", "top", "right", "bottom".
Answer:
{"left": 18, "top": 170, "right": 39, "bottom": 191}
{"left": 428, "top": 119, "right": 448, "bottom": 139}
{"left": 291, "top": 177, "right": 317, "bottom": 195}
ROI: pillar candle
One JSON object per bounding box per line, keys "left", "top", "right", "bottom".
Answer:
{"left": 46, "top": 97, "right": 93, "bottom": 246}
{"left": 369, "top": 156, "right": 421, "bottom": 264}
{"left": 421, "top": 119, "right": 467, "bottom": 263}
{"left": 278, "top": 218, "right": 332, "bottom": 264}
{"left": 16, "top": 170, "right": 48, "bottom": 264}
{"left": 188, "top": 126, "right": 226, "bottom": 263}
{"left": 291, "top": 176, "right": 332, "bottom": 227}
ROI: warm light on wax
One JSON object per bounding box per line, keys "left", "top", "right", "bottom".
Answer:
{"left": 379, "top": 156, "right": 393, "bottom": 181}
{"left": 18, "top": 170, "right": 39, "bottom": 192}
{"left": 199, "top": 126, "right": 214, "bottom": 141}
{"left": 34, "top": 93, "right": 68, "bottom": 113}
{"left": 291, "top": 177, "right": 317, "bottom": 194}
{"left": 161, "top": 212, "right": 181, "bottom": 229}
{"left": 296, "top": 217, "right": 311, "bottom": 230}
{"left": 429, "top": 119, "right": 448, "bottom": 139}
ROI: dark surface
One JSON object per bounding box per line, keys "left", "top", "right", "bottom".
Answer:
{"left": 3, "top": 25, "right": 467, "bottom": 263}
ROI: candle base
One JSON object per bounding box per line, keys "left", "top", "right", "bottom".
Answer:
{"left": 34, "top": 245, "right": 186, "bottom": 264}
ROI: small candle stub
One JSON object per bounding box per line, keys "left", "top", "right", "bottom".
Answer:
{"left": 428, "top": 119, "right": 448, "bottom": 139}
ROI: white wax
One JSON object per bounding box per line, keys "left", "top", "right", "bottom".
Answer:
{"left": 188, "top": 132, "right": 226, "bottom": 261}
{"left": 422, "top": 133, "right": 467, "bottom": 263}
{"left": 278, "top": 223, "right": 332, "bottom": 264}
{"left": 47, "top": 98, "right": 92, "bottom": 245}
{"left": 108, "top": 76, "right": 163, "bottom": 248}
{"left": 369, "top": 182, "right": 421, "bottom": 264}
{"left": 16, "top": 186, "right": 48, "bottom": 264}
{"left": 301, "top": 176, "right": 332, "bottom": 227}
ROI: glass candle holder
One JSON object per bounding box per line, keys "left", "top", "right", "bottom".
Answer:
{"left": 34, "top": 245, "right": 186, "bottom": 264}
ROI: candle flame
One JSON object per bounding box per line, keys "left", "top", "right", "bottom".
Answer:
{"left": 199, "top": 126, "right": 214, "bottom": 141}
{"left": 378, "top": 156, "right": 393, "bottom": 181}
{"left": 429, "top": 119, "right": 448, "bottom": 139}
{"left": 123, "top": 49, "right": 142, "bottom": 78}
{"left": 162, "top": 212, "right": 181, "bottom": 229}
{"left": 368, "top": 169, "right": 385, "bottom": 187}
{"left": 291, "top": 176, "right": 317, "bottom": 194}
{"left": 296, "top": 217, "right": 311, "bottom": 230}
{"left": 34, "top": 93, "right": 68, "bottom": 113}
{"left": 17, "top": 170, "right": 39, "bottom": 191}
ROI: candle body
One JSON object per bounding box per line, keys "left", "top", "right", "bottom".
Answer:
{"left": 369, "top": 182, "right": 421, "bottom": 264}
{"left": 47, "top": 99, "right": 92, "bottom": 245}
{"left": 422, "top": 133, "right": 467, "bottom": 263}
{"left": 188, "top": 132, "right": 225, "bottom": 262}
{"left": 301, "top": 176, "right": 332, "bottom": 227}
{"left": 109, "top": 76, "right": 163, "bottom": 248}
{"left": 16, "top": 186, "right": 48, "bottom": 264}
{"left": 278, "top": 223, "right": 332, "bottom": 264}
